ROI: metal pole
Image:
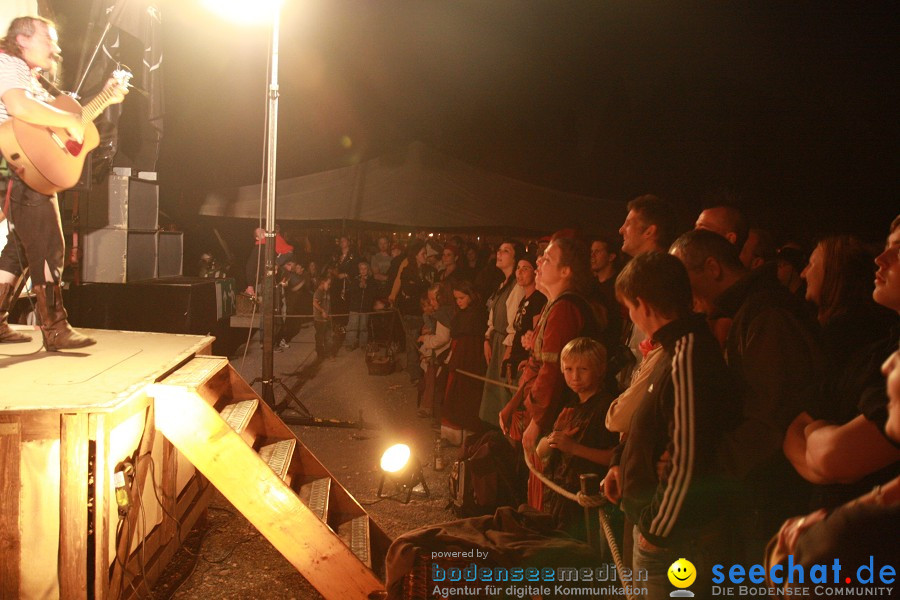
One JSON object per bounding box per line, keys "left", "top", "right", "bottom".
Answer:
{"left": 261, "top": 5, "right": 281, "bottom": 407}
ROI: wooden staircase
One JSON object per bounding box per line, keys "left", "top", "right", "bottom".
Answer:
{"left": 147, "top": 356, "right": 390, "bottom": 599}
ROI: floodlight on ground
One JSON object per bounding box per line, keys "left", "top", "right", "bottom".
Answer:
{"left": 202, "top": 0, "right": 283, "bottom": 25}
{"left": 377, "top": 443, "right": 429, "bottom": 504}
{"left": 380, "top": 443, "right": 411, "bottom": 473}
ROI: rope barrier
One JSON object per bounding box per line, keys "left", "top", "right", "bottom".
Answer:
{"left": 522, "top": 447, "right": 634, "bottom": 600}
{"left": 235, "top": 308, "right": 392, "bottom": 319}
{"left": 522, "top": 447, "right": 605, "bottom": 508}
{"left": 453, "top": 368, "right": 519, "bottom": 391}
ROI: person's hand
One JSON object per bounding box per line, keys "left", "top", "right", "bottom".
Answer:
{"left": 484, "top": 339, "right": 492, "bottom": 365}
{"left": 602, "top": 466, "right": 621, "bottom": 503}
{"left": 802, "top": 414, "right": 830, "bottom": 438}
{"left": 522, "top": 420, "right": 540, "bottom": 455}
{"left": 772, "top": 509, "right": 827, "bottom": 562}
{"left": 521, "top": 330, "right": 535, "bottom": 351}
{"left": 547, "top": 426, "right": 579, "bottom": 454}
{"left": 417, "top": 334, "right": 426, "bottom": 344}
{"left": 65, "top": 113, "right": 85, "bottom": 144}
{"left": 503, "top": 345, "right": 512, "bottom": 360}
{"left": 499, "top": 402, "right": 514, "bottom": 436}
{"left": 104, "top": 75, "right": 129, "bottom": 105}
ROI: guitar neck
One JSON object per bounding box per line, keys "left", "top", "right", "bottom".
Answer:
{"left": 81, "top": 85, "right": 121, "bottom": 124}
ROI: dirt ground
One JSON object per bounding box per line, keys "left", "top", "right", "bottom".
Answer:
{"left": 152, "top": 323, "right": 459, "bottom": 599}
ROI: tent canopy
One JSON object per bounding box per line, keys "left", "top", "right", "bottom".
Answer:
{"left": 199, "top": 142, "right": 624, "bottom": 233}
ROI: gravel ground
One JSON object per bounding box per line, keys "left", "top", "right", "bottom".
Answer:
{"left": 153, "top": 324, "right": 458, "bottom": 599}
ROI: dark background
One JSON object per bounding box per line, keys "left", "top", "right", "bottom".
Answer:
{"left": 51, "top": 1, "right": 899, "bottom": 243}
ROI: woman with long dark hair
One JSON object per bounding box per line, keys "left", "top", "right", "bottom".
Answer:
{"left": 442, "top": 280, "right": 488, "bottom": 441}
{"left": 478, "top": 239, "right": 526, "bottom": 427}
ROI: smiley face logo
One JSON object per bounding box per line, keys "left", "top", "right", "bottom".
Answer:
{"left": 667, "top": 558, "right": 696, "bottom": 588}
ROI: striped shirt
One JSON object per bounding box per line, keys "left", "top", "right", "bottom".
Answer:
{"left": 0, "top": 52, "right": 51, "bottom": 124}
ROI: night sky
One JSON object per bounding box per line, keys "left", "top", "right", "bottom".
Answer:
{"left": 54, "top": 1, "right": 898, "bottom": 242}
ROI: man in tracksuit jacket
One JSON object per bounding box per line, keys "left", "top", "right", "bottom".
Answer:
{"left": 603, "top": 252, "right": 739, "bottom": 600}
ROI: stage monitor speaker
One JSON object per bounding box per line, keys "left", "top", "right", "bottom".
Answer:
{"left": 81, "top": 228, "right": 158, "bottom": 283}
{"left": 82, "top": 172, "right": 159, "bottom": 230}
{"left": 158, "top": 231, "right": 184, "bottom": 277}
{"left": 127, "top": 178, "right": 159, "bottom": 230}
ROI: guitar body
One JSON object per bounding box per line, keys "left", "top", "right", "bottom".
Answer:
{"left": 0, "top": 94, "right": 100, "bottom": 195}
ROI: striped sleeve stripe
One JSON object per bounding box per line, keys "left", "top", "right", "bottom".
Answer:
{"left": 649, "top": 334, "right": 696, "bottom": 538}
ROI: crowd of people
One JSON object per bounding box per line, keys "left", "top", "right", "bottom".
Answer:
{"left": 232, "top": 199, "right": 898, "bottom": 600}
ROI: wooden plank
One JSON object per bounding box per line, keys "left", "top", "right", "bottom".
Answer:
{"left": 0, "top": 331, "right": 214, "bottom": 412}
{"left": 157, "top": 356, "right": 228, "bottom": 390}
{"left": 0, "top": 418, "right": 21, "bottom": 600}
{"left": 161, "top": 438, "right": 178, "bottom": 544}
{"left": 59, "top": 413, "right": 89, "bottom": 600}
{"left": 155, "top": 391, "right": 384, "bottom": 598}
{"left": 8, "top": 412, "right": 60, "bottom": 441}
{"left": 91, "top": 414, "right": 111, "bottom": 600}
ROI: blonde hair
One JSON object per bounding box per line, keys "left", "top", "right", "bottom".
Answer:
{"left": 560, "top": 337, "right": 607, "bottom": 377}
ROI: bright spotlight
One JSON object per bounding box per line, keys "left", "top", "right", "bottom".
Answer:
{"left": 202, "top": 0, "right": 283, "bottom": 25}
{"left": 380, "top": 444, "right": 411, "bottom": 473}
{"left": 377, "top": 443, "right": 429, "bottom": 504}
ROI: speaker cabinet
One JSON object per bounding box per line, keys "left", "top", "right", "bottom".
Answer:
{"left": 158, "top": 231, "right": 184, "bottom": 277}
{"left": 81, "top": 229, "right": 158, "bottom": 283}
{"left": 82, "top": 174, "right": 159, "bottom": 230}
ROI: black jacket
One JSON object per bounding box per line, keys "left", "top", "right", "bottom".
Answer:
{"left": 615, "top": 314, "right": 739, "bottom": 548}
{"left": 714, "top": 267, "right": 824, "bottom": 524}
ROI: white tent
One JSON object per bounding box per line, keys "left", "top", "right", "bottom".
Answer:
{"left": 199, "top": 142, "right": 624, "bottom": 232}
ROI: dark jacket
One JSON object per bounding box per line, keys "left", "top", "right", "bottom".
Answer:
{"left": 397, "top": 263, "right": 436, "bottom": 316}
{"left": 347, "top": 274, "right": 377, "bottom": 313}
{"left": 616, "top": 314, "right": 739, "bottom": 548}
{"left": 713, "top": 267, "right": 824, "bottom": 524}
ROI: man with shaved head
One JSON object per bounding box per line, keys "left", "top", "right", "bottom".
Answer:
{"left": 670, "top": 229, "right": 823, "bottom": 561}
{"left": 695, "top": 204, "right": 752, "bottom": 267}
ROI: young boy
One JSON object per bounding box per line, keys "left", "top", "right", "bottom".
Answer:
{"left": 536, "top": 337, "right": 618, "bottom": 541}
{"left": 602, "top": 252, "right": 738, "bottom": 600}
{"left": 312, "top": 277, "right": 332, "bottom": 361}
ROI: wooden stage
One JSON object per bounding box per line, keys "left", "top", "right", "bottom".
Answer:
{"left": 0, "top": 325, "right": 215, "bottom": 600}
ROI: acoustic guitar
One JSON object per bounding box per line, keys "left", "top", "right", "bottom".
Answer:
{"left": 0, "top": 69, "right": 132, "bottom": 195}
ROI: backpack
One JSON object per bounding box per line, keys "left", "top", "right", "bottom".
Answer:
{"left": 447, "top": 430, "right": 521, "bottom": 517}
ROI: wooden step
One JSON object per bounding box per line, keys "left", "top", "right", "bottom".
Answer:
{"left": 219, "top": 399, "right": 258, "bottom": 434}
{"left": 160, "top": 356, "right": 229, "bottom": 390}
{"left": 258, "top": 439, "right": 296, "bottom": 485}
{"left": 297, "top": 477, "right": 331, "bottom": 523}
{"left": 337, "top": 515, "right": 371, "bottom": 569}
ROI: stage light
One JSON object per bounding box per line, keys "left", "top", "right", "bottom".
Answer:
{"left": 202, "top": 0, "right": 283, "bottom": 25}
{"left": 380, "top": 443, "right": 411, "bottom": 473}
{"left": 377, "top": 443, "right": 429, "bottom": 503}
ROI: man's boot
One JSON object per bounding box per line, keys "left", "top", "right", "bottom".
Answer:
{"left": 34, "top": 284, "right": 96, "bottom": 351}
{"left": 0, "top": 282, "right": 31, "bottom": 343}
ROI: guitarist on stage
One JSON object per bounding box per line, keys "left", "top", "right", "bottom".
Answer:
{"left": 0, "top": 15, "right": 126, "bottom": 350}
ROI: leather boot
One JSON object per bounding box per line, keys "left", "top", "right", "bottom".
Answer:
{"left": 34, "top": 284, "right": 96, "bottom": 351}
{"left": 0, "top": 282, "right": 31, "bottom": 343}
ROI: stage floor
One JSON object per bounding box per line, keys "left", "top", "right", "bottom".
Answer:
{"left": 0, "top": 325, "right": 214, "bottom": 412}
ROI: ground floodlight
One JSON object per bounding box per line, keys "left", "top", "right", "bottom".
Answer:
{"left": 377, "top": 443, "right": 429, "bottom": 503}
{"left": 380, "top": 443, "right": 411, "bottom": 473}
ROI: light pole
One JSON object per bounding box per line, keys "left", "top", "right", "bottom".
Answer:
{"left": 260, "top": 3, "right": 281, "bottom": 407}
